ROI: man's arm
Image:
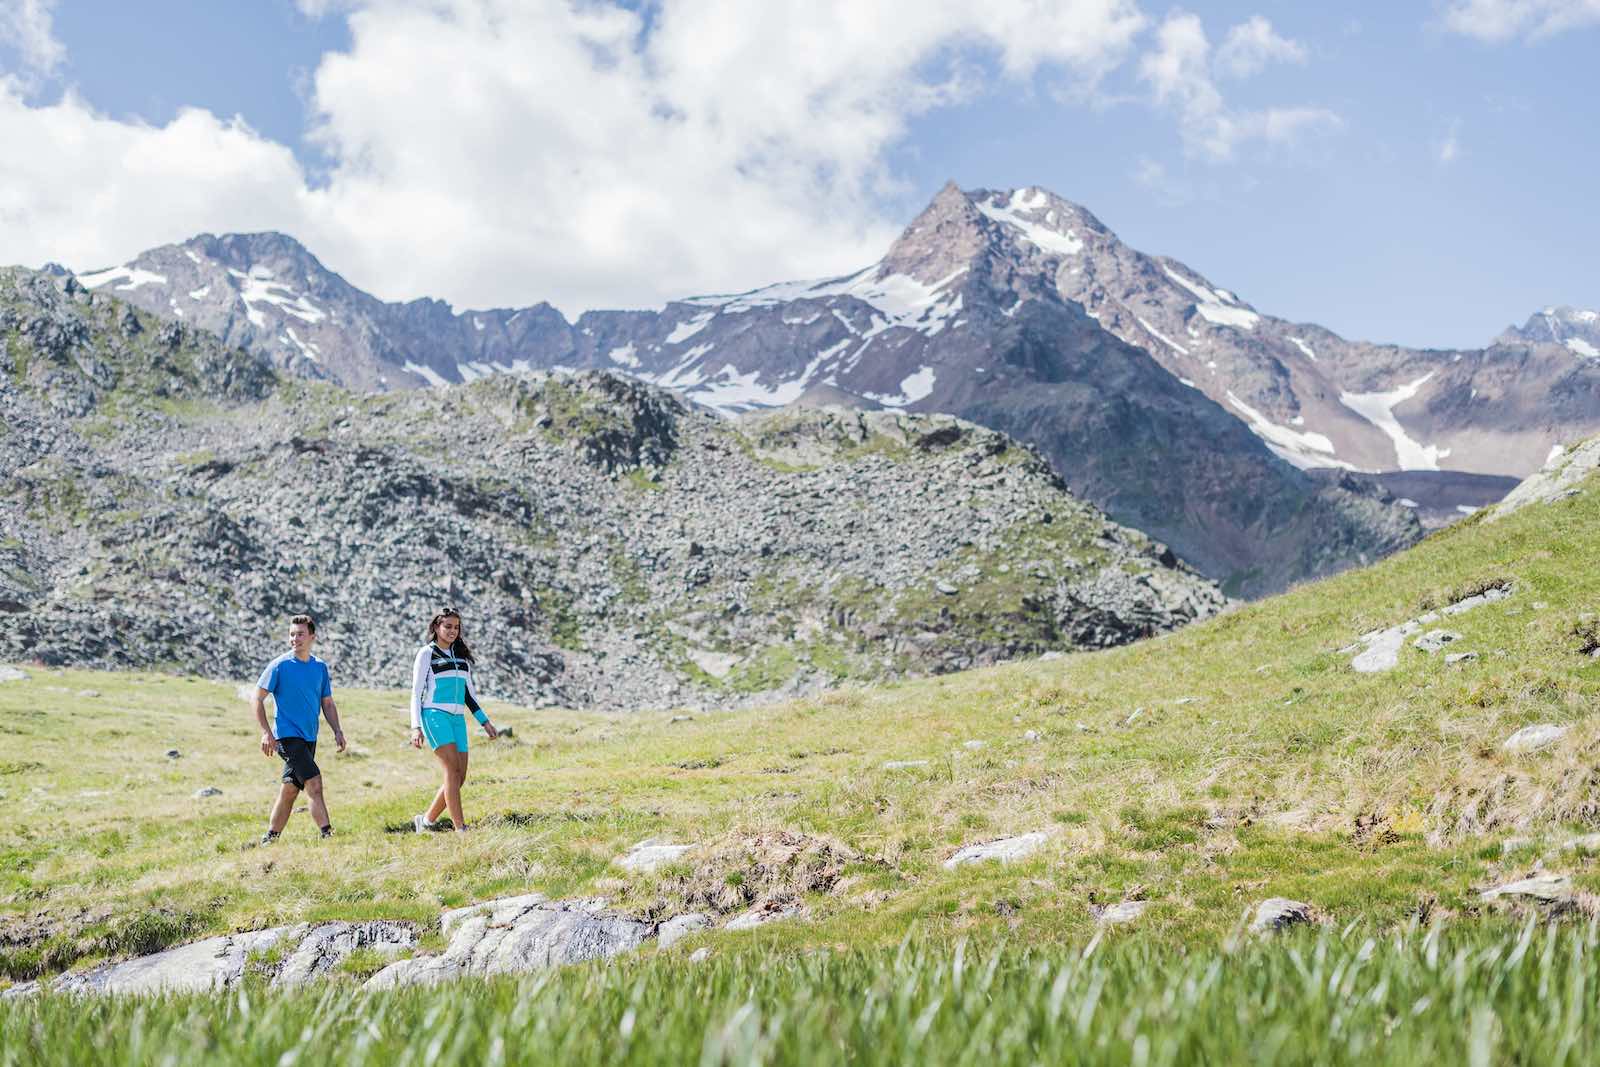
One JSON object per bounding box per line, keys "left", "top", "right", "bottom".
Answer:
{"left": 321, "top": 696, "right": 347, "bottom": 752}
{"left": 253, "top": 688, "right": 275, "bottom": 756}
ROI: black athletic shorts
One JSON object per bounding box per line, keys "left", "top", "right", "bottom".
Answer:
{"left": 276, "top": 737, "right": 320, "bottom": 788}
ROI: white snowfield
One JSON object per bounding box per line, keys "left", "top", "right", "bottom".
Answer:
{"left": 866, "top": 366, "right": 938, "bottom": 409}
{"left": 663, "top": 310, "right": 716, "bottom": 345}
{"left": 1161, "top": 265, "right": 1260, "bottom": 331}
{"left": 1286, "top": 336, "right": 1316, "bottom": 361}
{"left": 78, "top": 265, "right": 167, "bottom": 292}
{"left": 976, "top": 188, "right": 1085, "bottom": 257}
{"left": 1338, "top": 372, "right": 1451, "bottom": 471}
{"left": 228, "top": 265, "right": 327, "bottom": 330}
{"left": 640, "top": 336, "right": 861, "bottom": 416}
{"left": 1137, "top": 316, "right": 1190, "bottom": 356}
{"left": 682, "top": 264, "right": 966, "bottom": 341}
{"left": 1225, "top": 391, "right": 1350, "bottom": 471}
{"left": 402, "top": 360, "right": 449, "bottom": 387}
{"left": 282, "top": 326, "right": 320, "bottom": 363}
{"left": 1567, "top": 338, "right": 1599, "bottom": 358}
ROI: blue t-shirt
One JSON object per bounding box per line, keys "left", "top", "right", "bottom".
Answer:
{"left": 257, "top": 654, "right": 333, "bottom": 741}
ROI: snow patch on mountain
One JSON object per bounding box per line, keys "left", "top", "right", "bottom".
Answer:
{"left": 231, "top": 266, "right": 327, "bottom": 330}
{"left": 1567, "top": 338, "right": 1598, "bottom": 358}
{"left": 607, "top": 343, "right": 639, "bottom": 368}
{"left": 664, "top": 311, "right": 716, "bottom": 345}
{"left": 403, "top": 361, "right": 449, "bottom": 387}
{"left": 685, "top": 266, "right": 965, "bottom": 339}
{"left": 283, "top": 327, "right": 320, "bottom": 363}
{"left": 1162, "top": 265, "right": 1259, "bottom": 331}
{"left": 1226, "top": 392, "right": 1346, "bottom": 470}
{"left": 1287, "top": 336, "right": 1316, "bottom": 361}
{"left": 656, "top": 343, "right": 716, "bottom": 390}
{"left": 1137, "top": 316, "right": 1190, "bottom": 356}
{"left": 866, "top": 366, "right": 938, "bottom": 409}
{"left": 1339, "top": 372, "right": 1451, "bottom": 471}
{"left": 78, "top": 266, "right": 167, "bottom": 292}
{"left": 977, "top": 189, "right": 1084, "bottom": 257}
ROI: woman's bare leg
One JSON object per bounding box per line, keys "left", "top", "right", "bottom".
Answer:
{"left": 428, "top": 743, "right": 464, "bottom": 829}
{"left": 454, "top": 750, "right": 470, "bottom": 831}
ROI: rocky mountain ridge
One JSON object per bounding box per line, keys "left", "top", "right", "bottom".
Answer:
{"left": 63, "top": 186, "right": 1448, "bottom": 597}
{"left": 0, "top": 267, "right": 1226, "bottom": 708}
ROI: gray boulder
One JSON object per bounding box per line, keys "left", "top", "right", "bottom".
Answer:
{"left": 366, "top": 896, "right": 655, "bottom": 989}
{"left": 1480, "top": 874, "right": 1573, "bottom": 906}
{"left": 615, "top": 839, "right": 696, "bottom": 873}
{"left": 1250, "top": 898, "right": 1314, "bottom": 932}
{"left": 1413, "top": 630, "right": 1462, "bottom": 654}
{"left": 1503, "top": 724, "right": 1568, "bottom": 752}
{"left": 1095, "top": 900, "right": 1149, "bottom": 925}
{"left": 46, "top": 927, "right": 297, "bottom": 996}
{"left": 724, "top": 905, "right": 802, "bottom": 931}
{"left": 943, "top": 831, "right": 1050, "bottom": 869}
{"left": 658, "top": 913, "right": 710, "bottom": 948}
{"left": 273, "top": 921, "right": 416, "bottom": 987}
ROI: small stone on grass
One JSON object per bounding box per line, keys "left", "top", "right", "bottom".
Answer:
{"left": 1503, "top": 724, "right": 1567, "bottom": 753}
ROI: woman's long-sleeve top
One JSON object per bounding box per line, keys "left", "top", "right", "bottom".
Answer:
{"left": 410, "top": 643, "right": 489, "bottom": 729}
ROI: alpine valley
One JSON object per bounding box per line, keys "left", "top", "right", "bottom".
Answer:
{"left": 1, "top": 266, "right": 1227, "bottom": 709}
{"left": 68, "top": 184, "right": 1597, "bottom": 597}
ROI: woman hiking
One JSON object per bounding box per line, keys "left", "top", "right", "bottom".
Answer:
{"left": 410, "top": 608, "right": 498, "bottom": 833}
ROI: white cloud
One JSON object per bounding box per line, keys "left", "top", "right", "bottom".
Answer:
{"left": 1131, "top": 156, "right": 1193, "bottom": 205}
{"left": 1441, "top": 0, "right": 1600, "bottom": 41}
{"left": 1215, "top": 15, "right": 1308, "bottom": 78}
{"left": 0, "top": 89, "right": 310, "bottom": 268}
{"left": 1138, "top": 13, "right": 1337, "bottom": 161}
{"left": 0, "top": 0, "right": 1147, "bottom": 316}
{"left": 0, "top": 0, "right": 63, "bottom": 75}
{"left": 1437, "top": 118, "right": 1462, "bottom": 163}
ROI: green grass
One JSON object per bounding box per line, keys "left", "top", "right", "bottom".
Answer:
{"left": 2, "top": 458, "right": 1600, "bottom": 1060}
{"left": 7, "top": 922, "right": 1600, "bottom": 1065}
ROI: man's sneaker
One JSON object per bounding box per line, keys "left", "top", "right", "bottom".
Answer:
{"left": 259, "top": 830, "right": 281, "bottom": 846}
{"left": 320, "top": 825, "right": 334, "bottom": 839}
{"left": 412, "top": 814, "right": 436, "bottom": 834}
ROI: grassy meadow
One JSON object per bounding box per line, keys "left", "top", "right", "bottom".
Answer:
{"left": 2, "top": 460, "right": 1599, "bottom": 1063}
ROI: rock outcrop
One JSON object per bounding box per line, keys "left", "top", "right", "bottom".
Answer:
{"left": 4, "top": 921, "right": 415, "bottom": 998}
{"left": 365, "top": 896, "right": 654, "bottom": 989}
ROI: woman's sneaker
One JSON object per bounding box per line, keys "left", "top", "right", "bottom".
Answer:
{"left": 413, "top": 814, "right": 436, "bottom": 834}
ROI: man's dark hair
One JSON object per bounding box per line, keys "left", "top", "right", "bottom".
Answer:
{"left": 289, "top": 613, "right": 317, "bottom": 634}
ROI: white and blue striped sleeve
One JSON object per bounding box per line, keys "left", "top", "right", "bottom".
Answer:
{"left": 409, "top": 647, "right": 431, "bottom": 730}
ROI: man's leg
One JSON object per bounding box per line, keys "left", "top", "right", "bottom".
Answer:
{"left": 267, "top": 781, "right": 299, "bottom": 833}
{"left": 304, "top": 774, "right": 330, "bottom": 832}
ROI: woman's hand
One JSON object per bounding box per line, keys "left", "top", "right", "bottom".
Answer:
{"left": 410, "top": 727, "right": 424, "bottom": 749}
{"left": 485, "top": 722, "right": 499, "bottom": 741}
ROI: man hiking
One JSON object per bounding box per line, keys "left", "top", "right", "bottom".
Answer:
{"left": 251, "top": 613, "right": 346, "bottom": 844}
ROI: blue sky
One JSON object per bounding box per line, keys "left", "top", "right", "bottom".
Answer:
{"left": 0, "top": 0, "right": 1595, "bottom": 348}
